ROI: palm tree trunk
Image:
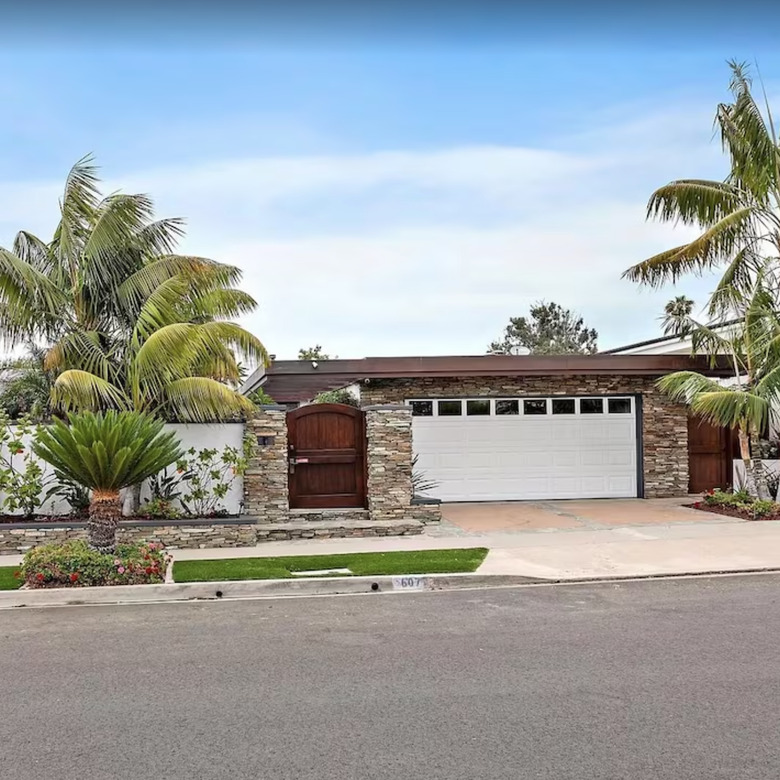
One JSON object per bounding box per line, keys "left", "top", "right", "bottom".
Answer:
{"left": 88, "top": 490, "right": 122, "bottom": 553}
{"left": 738, "top": 429, "right": 759, "bottom": 498}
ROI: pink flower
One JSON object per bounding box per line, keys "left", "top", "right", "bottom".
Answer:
{"left": 117, "top": 566, "right": 126, "bottom": 574}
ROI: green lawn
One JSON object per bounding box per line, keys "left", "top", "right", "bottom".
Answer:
{"left": 173, "top": 548, "right": 488, "bottom": 583}
{"left": 0, "top": 567, "right": 22, "bottom": 590}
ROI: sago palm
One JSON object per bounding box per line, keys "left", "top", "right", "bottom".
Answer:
{"left": 623, "top": 61, "right": 780, "bottom": 317}
{"left": 0, "top": 155, "right": 266, "bottom": 421}
{"left": 33, "top": 411, "right": 182, "bottom": 551}
{"left": 657, "top": 272, "right": 780, "bottom": 498}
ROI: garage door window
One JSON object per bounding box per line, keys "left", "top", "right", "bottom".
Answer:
{"left": 495, "top": 400, "right": 519, "bottom": 415}
{"left": 580, "top": 398, "right": 604, "bottom": 414}
{"left": 467, "top": 400, "right": 491, "bottom": 416}
{"left": 552, "top": 398, "right": 575, "bottom": 415}
{"left": 608, "top": 398, "right": 632, "bottom": 414}
{"left": 438, "top": 400, "right": 462, "bottom": 416}
{"left": 523, "top": 399, "right": 547, "bottom": 415}
{"left": 410, "top": 401, "right": 433, "bottom": 417}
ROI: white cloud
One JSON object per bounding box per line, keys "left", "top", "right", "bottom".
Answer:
{"left": 0, "top": 98, "right": 731, "bottom": 360}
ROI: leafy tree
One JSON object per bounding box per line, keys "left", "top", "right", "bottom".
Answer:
{"left": 313, "top": 387, "right": 359, "bottom": 407}
{"left": 623, "top": 62, "right": 780, "bottom": 317}
{"left": 33, "top": 411, "right": 182, "bottom": 551}
{"left": 658, "top": 268, "right": 780, "bottom": 498}
{"left": 0, "top": 344, "right": 56, "bottom": 421}
{"left": 489, "top": 301, "right": 598, "bottom": 355}
{"left": 661, "top": 296, "right": 696, "bottom": 337}
{"left": 0, "top": 155, "right": 266, "bottom": 423}
{"left": 298, "top": 345, "right": 333, "bottom": 360}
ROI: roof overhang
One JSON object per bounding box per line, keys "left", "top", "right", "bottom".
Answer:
{"left": 244, "top": 354, "right": 734, "bottom": 403}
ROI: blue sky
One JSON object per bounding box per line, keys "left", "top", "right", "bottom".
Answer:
{"left": 2, "top": 5, "right": 780, "bottom": 359}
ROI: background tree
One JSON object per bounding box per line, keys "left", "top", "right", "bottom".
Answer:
{"left": 0, "top": 344, "right": 56, "bottom": 421}
{"left": 661, "top": 295, "right": 696, "bottom": 337}
{"left": 623, "top": 62, "right": 780, "bottom": 317}
{"left": 0, "top": 156, "right": 266, "bottom": 422}
{"left": 489, "top": 301, "right": 598, "bottom": 355}
{"left": 298, "top": 345, "right": 333, "bottom": 360}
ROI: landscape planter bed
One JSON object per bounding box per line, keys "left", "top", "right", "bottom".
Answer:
{"left": 687, "top": 503, "right": 780, "bottom": 521}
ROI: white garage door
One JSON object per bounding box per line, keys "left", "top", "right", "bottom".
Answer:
{"left": 409, "top": 396, "right": 638, "bottom": 502}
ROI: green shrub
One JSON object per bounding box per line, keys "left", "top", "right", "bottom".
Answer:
{"left": 750, "top": 499, "right": 776, "bottom": 519}
{"left": 21, "top": 540, "right": 170, "bottom": 588}
{"left": 704, "top": 489, "right": 751, "bottom": 508}
{"left": 0, "top": 413, "right": 56, "bottom": 518}
{"left": 138, "top": 496, "right": 181, "bottom": 520}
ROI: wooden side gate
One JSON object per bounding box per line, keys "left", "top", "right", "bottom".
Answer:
{"left": 287, "top": 404, "right": 367, "bottom": 509}
{"left": 687, "top": 415, "right": 733, "bottom": 493}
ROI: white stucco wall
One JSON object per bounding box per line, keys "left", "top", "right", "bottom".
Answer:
{"left": 0, "top": 423, "right": 246, "bottom": 517}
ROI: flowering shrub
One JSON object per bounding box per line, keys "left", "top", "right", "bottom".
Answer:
{"left": 21, "top": 540, "right": 170, "bottom": 588}
{"left": 702, "top": 488, "right": 752, "bottom": 508}
{"left": 0, "top": 413, "right": 56, "bottom": 517}
{"left": 694, "top": 488, "right": 779, "bottom": 520}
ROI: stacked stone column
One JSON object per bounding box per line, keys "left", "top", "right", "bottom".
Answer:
{"left": 364, "top": 405, "right": 414, "bottom": 521}
{"left": 243, "top": 406, "right": 289, "bottom": 523}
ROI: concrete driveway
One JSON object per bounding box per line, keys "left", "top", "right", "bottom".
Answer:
{"left": 440, "top": 497, "right": 737, "bottom": 533}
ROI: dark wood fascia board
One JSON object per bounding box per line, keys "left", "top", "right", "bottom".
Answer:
{"left": 265, "top": 354, "right": 734, "bottom": 379}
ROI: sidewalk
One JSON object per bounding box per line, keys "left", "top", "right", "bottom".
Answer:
{"left": 3, "top": 517, "right": 780, "bottom": 581}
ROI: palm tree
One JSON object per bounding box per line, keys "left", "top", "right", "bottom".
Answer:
{"left": 657, "top": 272, "right": 780, "bottom": 498}
{"left": 0, "top": 155, "right": 267, "bottom": 422}
{"left": 33, "top": 411, "right": 182, "bottom": 551}
{"left": 661, "top": 296, "right": 695, "bottom": 336}
{"left": 623, "top": 62, "right": 780, "bottom": 317}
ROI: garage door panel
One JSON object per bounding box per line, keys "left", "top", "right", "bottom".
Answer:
{"left": 410, "top": 395, "right": 638, "bottom": 501}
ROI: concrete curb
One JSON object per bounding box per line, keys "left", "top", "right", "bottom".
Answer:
{"left": 3, "top": 567, "right": 780, "bottom": 609}
{"left": 0, "top": 572, "right": 546, "bottom": 609}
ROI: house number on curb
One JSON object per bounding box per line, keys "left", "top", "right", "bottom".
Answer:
{"left": 392, "top": 576, "right": 429, "bottom": 590}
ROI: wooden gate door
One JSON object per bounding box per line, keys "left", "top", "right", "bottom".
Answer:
{"left": 687, "top": 416, "right": 733, "bottom": 493}
{"left": 287, "top": 404, "right": 367, "bottom": 509}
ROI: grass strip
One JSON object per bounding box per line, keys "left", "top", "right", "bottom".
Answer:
{"left": 0, "top": 566, "right": 22, "bottom": 590}
{"left": 173, "top": 548, "right": 488, "bottom": 583}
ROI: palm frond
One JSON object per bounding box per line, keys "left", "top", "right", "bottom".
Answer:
{"left": 646, "top": 179, "right": 745, "bottom": 227}
{"left": 51, "top": 369, "right": 130, "bottom": 413}
{"left": 718, "top": 61, "right": 779, "bottom": 203}
{"left": 196, "top": 320, "right": 269, "bottom": 366}
{"left": 161, "top": 377, "right": 256, "bottom": 422}
{"left": 136, "top": 217, "right": 187, "bottom": 256}
{"left": 189, "top": 287, "right": 258, "bottom": 320}
{"left": 33, "top": 411, "right": 182, "bottom": 491}
{"left": 44, "top": 331, "right": 115, "bottom": 380}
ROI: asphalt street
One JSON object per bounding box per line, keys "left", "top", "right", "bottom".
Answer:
{"left": 1, "top": 575, "right": 779, "bottom": 779}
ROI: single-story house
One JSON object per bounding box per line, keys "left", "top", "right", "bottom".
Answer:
{"left": 242, "top": 354, "right": 732, "bottom": 502}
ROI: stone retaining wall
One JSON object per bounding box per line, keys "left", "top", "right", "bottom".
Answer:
{"left": 361, "top": 375, "right": 688, "bottom": 498}
{"left": 0, "top": 517, "right": 423, "bottom": 554}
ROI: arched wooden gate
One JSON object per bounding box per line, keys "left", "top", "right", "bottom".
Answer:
{"left": 287, "top": 404, "right": 367, "bottom": 509}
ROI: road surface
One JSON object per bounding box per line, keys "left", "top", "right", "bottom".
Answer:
{"left": 1, "top": 575, "right": 779, "bottom": 779}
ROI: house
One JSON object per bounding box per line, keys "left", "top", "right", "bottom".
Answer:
{"left": 242, "top": 353, "right": 732, "bottom": 502}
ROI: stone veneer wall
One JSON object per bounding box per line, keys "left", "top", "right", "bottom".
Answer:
{"left": 361, "top": 376, "right": 688, "bottom": 498}
{"left": 0, "top": 520, "right": 259, "bottom": 555}
{"left": 244, "top": 406, "right": 289, "bottom": 523}
{"left": 0, "top": 518, "right": 424, "bottom": 554}
{"left": 365, "top": 406, "right": 416, "bottom": 521}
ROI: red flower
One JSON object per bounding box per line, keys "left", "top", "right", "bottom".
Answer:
{"left": 35, "top": 572, "right": 44, "bottom": 581}
{"left": 13, "top": 570, "right": 21, "bottom": 579}
{"left": 145, "top": 567, "right": 153, "bottom": 575}
{"left": 693, "top": 501, "right": 702, "bottom": 509}
{"left": 70, "top": 573, "right": 79, "bottom": 582}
